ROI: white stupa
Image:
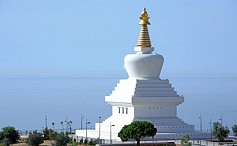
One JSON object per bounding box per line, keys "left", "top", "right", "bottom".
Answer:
{"left": 76, "top": 8, "right": 210, "bottom": 142}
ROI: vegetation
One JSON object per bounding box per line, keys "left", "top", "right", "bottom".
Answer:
{"left": 27, "top": 131, "right": 44, "bottom": 146}
{"left": 232, "top": 124, "right": 237, "bottom": 136}
{"left": 27, "top": 129, "right": 71, "bottom": 146}
{"left": 84, "top": 138, "right": 88, "bottom": 144}
{"left": 43, "top": 128, "right": 50, "bottom": 140}
{"left": 89, "top": 139, "right": 97, "bottom": 145}
{"left": 49, "top": 129, "right": 57, "bottom": 140}
{"left": 0, "top": 125, "right": 73, "bottom": 146}
{"left": 68, "top": 142, "right": 79, "bottom": 146}
{"left": 212, "top": 122, "right": 229, "bottom": 144}
{"left": 118, "top": 121, "right": 157, "bottom": 145}
{"left": 1, "top": 138, "right": 11, "bottom": 146}
{"left": 0, "top": 126, "right": 20, "bottom": 145}
{"left": 79, "top": 138, "right": 83, "bottom": 144}
{"left": 3, "top": 121, "right": 237, "bottom": 146}
{"left": 180, "top": 134, "right": 191, "bottom": 146}
{"left": 53, "top": 132, "right": 70, "bottom": 146}
{"left": 43, "top": 128, "right": 57, "bottom": 140}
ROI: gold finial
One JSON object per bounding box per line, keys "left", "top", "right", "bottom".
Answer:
{"left": 136, "top": 8, "right": 152, "bottom": 50}
{"left": 139, "top": 8, "right": 150, "bottom": 25}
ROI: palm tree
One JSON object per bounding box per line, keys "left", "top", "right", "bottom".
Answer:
{"left": 60, "top": 121, "right": 64, "bottom": 133}
{"left": 52, "top": 122, "right": 55, "bottom": 130}
{"left": 69, "top": 121, "right": 72, "bottom": 133}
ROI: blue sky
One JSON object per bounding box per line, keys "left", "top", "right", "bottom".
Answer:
{"left": 0, "top": 0, "right": 237, "bottom": 131}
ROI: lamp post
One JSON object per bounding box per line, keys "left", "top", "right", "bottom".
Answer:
{"left": 68, "top": 120, "right": 72, "bottom": 133}
{"left": 81, "top": 114, "right": 84, "bottom": 130}
{"left": 45, "top": 115, "right": 48, "bottom": 129}
{"left": 209, "top": 119, "right": 212, "bottom": 139}
{"left": 98, "top": 116, "right": 101, "bottom": 144}
{"left": 199, "top": 114, "right": 202, "bottom": 132}
{"left": 85, "top": 119, "right": 90, "bottom": 141}
{"left": 52, "top": 122, "right": 55, "bottom": 131}
{"left": 219, "top": 116, "right": 222, "bottom": 126}
{"left": 110, "top": 122, "right": 115, "bottom": 144}
{"left": 60, "top": 121, "right": 64, "bottom": 133}
{"left": 65, "top": 118, "right": 68, "bottom": 133}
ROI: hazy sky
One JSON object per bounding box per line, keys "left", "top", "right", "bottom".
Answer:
{"left": 0, "top": 0, "right": 237, "bottom": 131}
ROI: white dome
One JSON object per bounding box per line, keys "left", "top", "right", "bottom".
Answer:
{"left": 124, "top": 53, "right": 164, "bottom": 79}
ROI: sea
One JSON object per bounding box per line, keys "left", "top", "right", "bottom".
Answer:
{"left": 0, "top": 76, "right": 236, "bottom": 134}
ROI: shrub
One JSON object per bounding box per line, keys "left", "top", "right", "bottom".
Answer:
{"left": 84, "top": 138, "right": 88, "bottom": 144}
{"left": 27, "top": 131, "right": 44, "bottom": 146}
{"left": 49, "top": 129, "right": 57, "bottom": 140}
{"left": 69, "top": 142, "right": 79, "bottom": 146}
{"left": 1, "top": 138, "right": 11, "bottom": 146}
{"left": 79, "top": 138, "right": 83, "bottom": 144}
{"left": 43, "top": 128, "right": 50, "bottom": 140}
{"left": 89, "top": 139, "right": 97, "bottom": 145}
{"left": 54, "top": 133, "right": 70, "bottom": 146}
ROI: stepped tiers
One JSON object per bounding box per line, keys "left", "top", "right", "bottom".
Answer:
{"left": 76, "top": 78, "right": 211, "bottom": 141}
{"left": 75, "top": 8, "right": 211, "bottom": 142}
{"left": 104, "top": 78, "right": 190, "bottom": 134}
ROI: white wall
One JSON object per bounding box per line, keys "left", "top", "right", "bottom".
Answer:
{"left": 134, "top": 105, "right": 177, "bottom": 118}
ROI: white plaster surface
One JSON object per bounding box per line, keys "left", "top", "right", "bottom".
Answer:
{"left": 76, "top": 48, "right": 211, "bottom": 141}
{"left": 124, "top": 53, "right": 164, "bottom": 78}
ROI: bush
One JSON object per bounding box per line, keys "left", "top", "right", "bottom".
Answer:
{"left": 27, "top": 131, "right": 44, "bottom": 146}
{"left": 89, "top": 139, "right": 97, "bottom": 145}
{"left": 79, "top": 138, "right": 83, "bottom": 144}
{"left": 54, "top": 133, "right": 70, "bottom": 146}
{"left": 68, "top": 142, "right": 79, "bottom": 146}
{"left": 84, "top": 139, "right": 88, "bottom": 144}
{"left": 49, "top": 129, "right": 57, "bottom": 140}
{"left": 43, "top": 128, "right": 50, "bottom": 140}
{"left": 1, "top": 138, "right": 11, "bottom": 146}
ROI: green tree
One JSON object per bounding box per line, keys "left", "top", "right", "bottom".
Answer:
{"left": 181, "top": 134, "right": 191, "bottom": 146}
{"left": 212, "top": 122, "right": 229, "bottom": 144}
{"left": 49, "top": 129, "right": 57, "bottom": 140}
{"left": 0, "top": 132, "right": 2, "bottom": 141}
{"left": 52, "top": 122, "right": 55, "bottom": 130}
{"left": 60, "top": 121, "right": 64, "bottom": 132}
{"left": 27, "top": 131, "right": 44, "bottom": 146}
{"left": 43, "top": 128, "right": 50, "bottom": 140}
{"left": 54, "top": 132, "right": 70, "bottom": 146}
{"left": 43, "top": 128, "right": 56, "bottom": 140}
{"left": 0, "top": 126, "right": 20, "bottom": 145}
{"left": 232, "top": 124, "right": 237, "bottom": 136}
{"left": 118, "top": 121, "right": 157, "bottom": 145}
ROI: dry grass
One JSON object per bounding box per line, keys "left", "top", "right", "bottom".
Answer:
{"left": 11, "top": 143, "right": 28, "bottom": 146}
{"left": 11, "top": 140, "right": 54, "bottom": 146}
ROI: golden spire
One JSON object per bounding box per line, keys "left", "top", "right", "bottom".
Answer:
{"left": 137, "top": 8, "right": 152, "bottom": 48}
{"left": 139, "top": 8, "right": 150, "bottom": 25}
